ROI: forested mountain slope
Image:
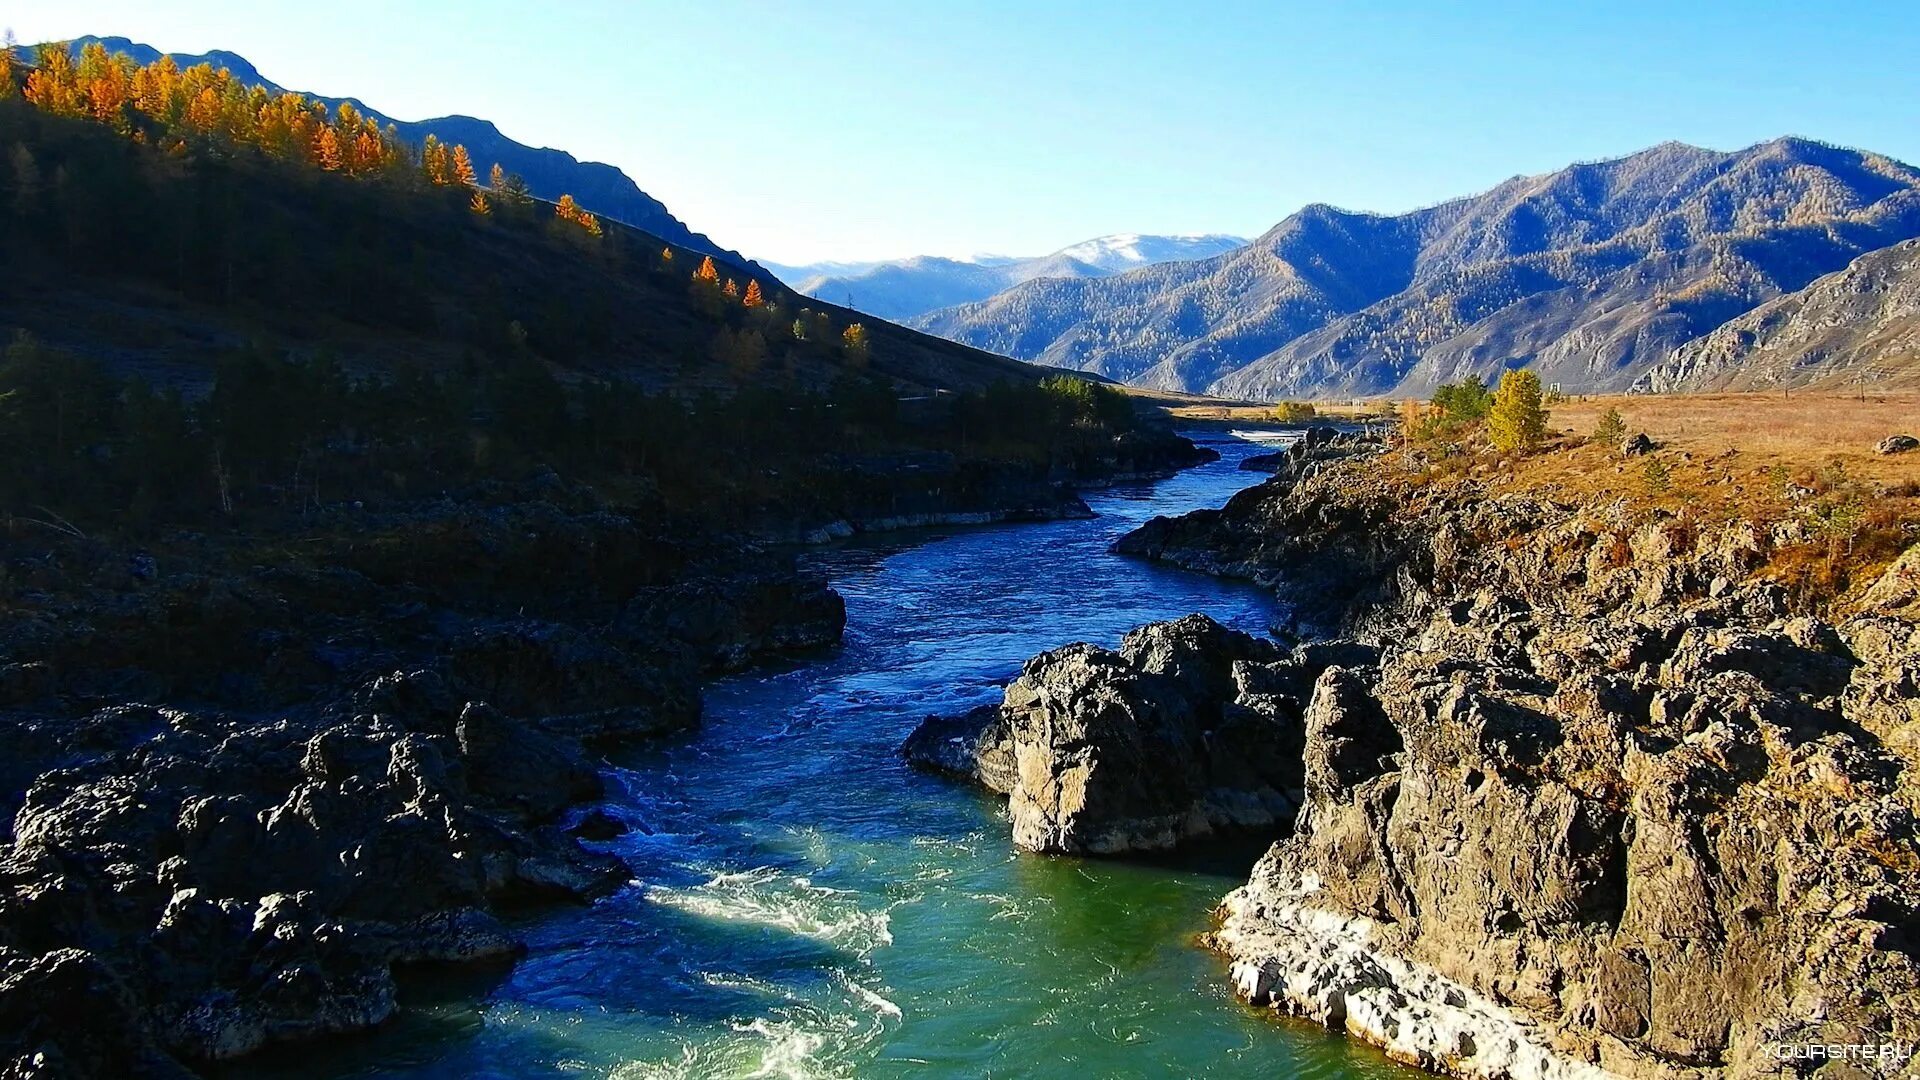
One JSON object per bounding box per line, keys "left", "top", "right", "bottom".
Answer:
{"left": 1635, "top": 236, "right": 1920, "bottom": 391}
{"left": 62, "top": 35, "right": 750, "bottom": 265}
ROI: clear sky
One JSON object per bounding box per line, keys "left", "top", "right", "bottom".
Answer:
{"left": 9, "top": 1, "right": 1920, "bottom": 265}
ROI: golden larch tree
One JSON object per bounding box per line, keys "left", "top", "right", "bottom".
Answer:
{"left": 723, "top": 279, "right": 739, "bottom": 300}
{"left": 451, "top": 144, "right": 477, "bottom": 188}
{"left": 695, "top": 256, "right": 720, "bottom": 282}
{"left": 314, "top": 126, "right": 344, "bottom": 171}
{"left": 742, "top": 280, "right": 765, "bottom": 308}
{"left": 1486, "top": 369, "right": 1548, "bottom": 453}
{"left": 469, "top": 191, "right": 491, "bottom": 217}
{"left": 841, "top": 323, "right": 872, "bottom": 367}
{"left": 0, "top": 29, "right": 16, "bottom": 99}
{"left": 25, "top": 44, "right": 85, "bottom": 116}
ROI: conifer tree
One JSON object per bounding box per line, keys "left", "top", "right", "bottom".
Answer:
{"left": 554, "top": 194, "right": 601, "bottom": 236}
{"left": 0, "top": 29, "right": 16, "bottom": 99}
{"left": 314, "top": 126, "right": 344, "bottom": 171}
{"left": 451, "top": 144, "right": 477, "bottom": 188}
{"left": 723, "top": 279, "right": 740, "bottom": 300}
{"left": 25, "top": 44, "right": 84, "bottom": 116}
{"left": 497, "top": 171, "right": 532, "bottom": 209}
{"left": 742, "top": 280, "right": 765, "bottom": 308}
{"left": 489, "top": 162, "right": 506, "bottom": 191}
{"left": 690, "top": 257, "right": 724, "bottom": 317}
{"left": 1486, "top": 369, "right": 1548, "bottom": 453}
{"left": 469, "top": 191, "right": 491, "bottom": 217}
{"left": 421, "top": 134, "right": 450, "bottom": 185}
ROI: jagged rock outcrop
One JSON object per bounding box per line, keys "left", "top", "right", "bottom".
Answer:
{"left": 905, "top": 614, "right": 1320, "bottom": 854}
{"left": 1116, "top": 457, "right": 1920, "bottom": 1077}
{"left": 0, "top": 674, "right": 621, "bottom": 1070}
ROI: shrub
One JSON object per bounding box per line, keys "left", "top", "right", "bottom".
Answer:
{"left": 1486, "top": 369, "right": 1548, "bottom": 454}
{"left": 1431, "top": 376, "right": 1493, "bottom": 422}
{"left": 1640, "top": 456, "right": 1671, "bottom": 494}
{"left": 1592, "top": 407, "right": 1626, "bottom": 447}
{"left": 1272, "top": 400, "right": 1317, "bottom": 423}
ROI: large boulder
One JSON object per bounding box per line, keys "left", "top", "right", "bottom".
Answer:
{"left": 906, "top": 615, "right": 1304, "bottom": 855}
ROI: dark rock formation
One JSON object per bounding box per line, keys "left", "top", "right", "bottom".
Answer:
{"left": 901, "top": 704, "right": 1016, "bottom": 794}
{"left": 1238, "top": 426, "right": 1385, "bottom": 474}
{"left": 1878, "top": 434, "right": 1919, "bottom": 455}
{"left": 1619, "top": 432, "right": 1659, "bottom": 456}
{"left": 0, "top": 498, "right": 851, "bottom": 1075}
{"left": 905, "top": 614, "right": 1312, "bottom": 854}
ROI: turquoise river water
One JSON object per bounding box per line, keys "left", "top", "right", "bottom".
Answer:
{"left": 266, "top": 431, "right": 1418, "bottom": 1079}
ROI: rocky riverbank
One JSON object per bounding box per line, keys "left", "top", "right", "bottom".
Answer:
{"left": 0, "top": 474, "right": 849, "bottom": 1075}
{"left": 915, "top": 432, "right": 1920, "bottom": 1078}
{"left": 0, "top": 412, "right": 1216, "bottom": 1077}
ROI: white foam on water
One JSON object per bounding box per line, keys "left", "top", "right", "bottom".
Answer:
{"left": 835, "top": 971, "right": 903, "bottom": 1021}
{"left": 1228, "top": 428, "right": 1304, "bottom": 443}
{"left": 645, "top": 866, "right": 893, "bottom": 958}
{"left": 733, "top": 1017, "right": 834, "bottom": 1080}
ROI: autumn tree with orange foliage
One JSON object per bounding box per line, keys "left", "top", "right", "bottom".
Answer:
{"left": 552, "top": 194, "right": 602, "bottom": 238}
{"left": 314, "top": 126, "right": 343, "bottom": 171}
{"left": 742, "top": 280, "right": 765, "bottom": 308}
{"left": 841, "top": 324, "right": 872, "bottom": 368}
{"left": 19, "top": 40, "right": 421, "bottom": 180}
{"left": 24, "top": 45, "right": 85, "bottom": 116}
{"left": 0, "top": 30, "right": 18, "bottom": 99}
{"left": 689, "top": 256, "right": 724, "bottom": 316}
{"left": 451, "top": 144, "right": 477, "bottom": 189}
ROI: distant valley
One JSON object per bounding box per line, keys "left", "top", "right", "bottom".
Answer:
{"left": 765, "top": 234, "right": 1245, "bottom": 321}
{"left": 913, "top": 138, "right": 1920, "bottom": 399}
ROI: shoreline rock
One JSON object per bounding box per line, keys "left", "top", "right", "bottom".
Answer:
{"left": 1213, "top": 871, "right": 1609, "bottom": 1080}
{"left": 1104, "top": 453, "right": 1920, "bottom": 1076}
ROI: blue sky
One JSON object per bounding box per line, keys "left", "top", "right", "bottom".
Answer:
{"left": 11, "top": 2, "right": 1920, "bottom": 264}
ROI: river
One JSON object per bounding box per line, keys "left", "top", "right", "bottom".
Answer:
{"left": 272, "top": 431, "right": 1414, "bottom": 1079}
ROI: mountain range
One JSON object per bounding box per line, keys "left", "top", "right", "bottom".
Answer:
{"left": 912, "top": 138, "right": 1920, "bottom": 399}
{"left": 62, "top": 36, "right": 749, "bottom": 266}
{"left": 765, "top": 234, "right": 1246, "bottom": 322}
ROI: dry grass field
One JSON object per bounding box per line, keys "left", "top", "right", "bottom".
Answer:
{"left": 1141, "top": 391, "right": 1392, "bottom": 426}
{"left": 1547, "top": 391, "right": 1920, "bottom": 486}
{"left": 1417, "top": 391, "right": 1920, "bottom": 608}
